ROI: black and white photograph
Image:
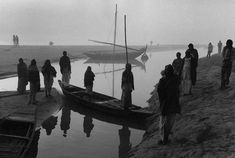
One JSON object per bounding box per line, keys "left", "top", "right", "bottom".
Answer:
{"left": 0, "top": 0, "right": 235, "bottom": 158}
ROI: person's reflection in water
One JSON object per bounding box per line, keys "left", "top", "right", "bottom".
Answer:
{"left": 42, "top": 116, "right": 58, "bottom": 135}
{"left": 24, "top": 129, "right": 40, "bottom": 158}
{"left": 119, "top": 125, "right": 132, "bottom": 158}
{"left": 83, "top": 115, "right": 94, "bottom": 137}
{"left": 60, "top": 106, "right": 71, "bottom": 137}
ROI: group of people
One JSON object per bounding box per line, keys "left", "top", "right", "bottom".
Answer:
{"left": 17, "top": 58, "right": 57, "bottom": 104}
{"left": 206, "top": 41, "right": 223, "bottom": 58}
{"left": 156, "top": 39, "right": 235, "bottom": 145}
{"left": 13, "top": 35, "right": 19, "bottom": 46}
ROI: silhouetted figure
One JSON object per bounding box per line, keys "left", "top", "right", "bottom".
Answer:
{"left": 24, "top": 129, "right": 40, "bottom": 158}
{"left": 218, "top": 40, "right": 223, "bottom": 54}
{"left": 172, "top": 52, "right": 184, "bottom": 77}
{"left": 13, "top": 35, "right": 16, "bottom": 46}
{"left": 15, "top": 35, "right": 19, "bottom": 46}
{"left": 28, "top": 59, "right": 40, "bottom": 104}
{"left": 181, "top": 51, "right": 192, "bottom": 95}
{"left": 83, "top": 115, "right": 94, "bottom": 137}
{"left": 118, "top": 125, "right": 131, "bottom": 158}
{"left": 17, "top": 58, "right": 28, "bottom": 94}
{"left": 59, "top": 51, "right": 71, "bottom": 84}
{"left": 207, "top": 42, "right": 213, "bottom": 58}
{"left": 157, "top": 64, "right": 181, "bottom": 145}
{"left": 42, "top": 116, "right": 58, "bottom": 135}
{"left": 41, "top": 60, "right": 57, "bottom": 97}
{"left": 60, "top": 106, "right": 71, "bottom": 137}
{"left": 84, "top": 66, "right": 95, "bottom": 94}
{"left": 221, "top": 39, "right": 235, "bottom": 89}
{"left": 121, "top": 63, "right": 134, "bottom": 110}
{"left": 185, "top": 43, "right": 198, "bottom": 86}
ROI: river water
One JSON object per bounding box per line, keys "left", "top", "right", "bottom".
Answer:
{"left": 0, "top": 46, "right": 207, "bottom": 158}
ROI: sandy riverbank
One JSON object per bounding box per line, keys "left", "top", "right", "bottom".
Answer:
{"left": 129, "top": 54, "right": 235, "bottom": 158}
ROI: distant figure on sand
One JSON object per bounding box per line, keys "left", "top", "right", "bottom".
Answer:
{"left": 15, "top": 35, "right": 19, "bottom": 46}
{"left": 207, "top": 42, "right": 213, "bottom": 58}
{"left": 41, "top": 60, "right": 57, "bottom": 97}
{"left": 181, "top": 51, "right": 192, "bottom": 95}
{"left": 157, "top": 64, "right": 181, "bottom": 145}
{"left": 172, "top": 52, "right": 184, "bottom": 76}
{"left": 218, "top": 40, "right": 223, "bottom": 54}
{"left": 59, "top": 51, "right": 71, "bottom": 84}
{"left": 84, "top": 66, "right": 95, "bottom": 94}
{"left": 17, "top": 58, "right": 28, "bottom": 94}
{"left": 121, "top": 63, "right": 134, "bottom": 110}
{"left": 13, "top": 35, "right": 16, "bottom": 46}
{"left": 221, "top": 39, "right": 235, "bottom": 89}
{"left": 185, "top": 43, "right": 198, "bottom": 86}
{"left": 28, "top": 59, "right": 40, "bottom": 104}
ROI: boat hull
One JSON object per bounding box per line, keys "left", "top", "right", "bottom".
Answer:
{"left": 58, "top": 80, "right": 153, "bottom": 120}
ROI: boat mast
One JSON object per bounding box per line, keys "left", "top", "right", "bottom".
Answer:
{"left": 124, "top": 15, "right": 129, "bottom": 64}
{"left": 112, "top": 4, "right": 117, "bottom": 97}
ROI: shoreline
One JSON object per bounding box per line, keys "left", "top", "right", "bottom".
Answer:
{"left": 128, "top": 54, "right": 235, "bottom": 158}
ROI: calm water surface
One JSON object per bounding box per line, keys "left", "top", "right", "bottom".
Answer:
{"left": 0, "top": 47, "right": 207, "bottom": 158}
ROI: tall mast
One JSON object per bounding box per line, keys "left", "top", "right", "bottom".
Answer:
{"left": 124, "top": 15, "right": 129, "bottom": 64}
{"left": 112, "top": 4, "right": 117, "bottom": 97}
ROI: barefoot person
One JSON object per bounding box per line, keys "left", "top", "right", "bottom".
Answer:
{"left": 157, "top": 64, "right": 181, "bottom": 145}
{"left": 28, "top": 59, "right": 40, "bottom": 104}
{"left": 41, "top": 60, "right": 57, "bottom": 97}
{"left": 17, "top": 58, "right": 28, "bottom": 94}
{"left": 59, "top": 51, "right": 71, "bottom": 84}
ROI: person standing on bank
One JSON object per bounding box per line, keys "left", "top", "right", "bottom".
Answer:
{"left": 185, "top": 43, "right": 198, "bottom": 86}
{"left": 59, "top": 51, "right": 71, "bottom": 84}
{"left": 41, "top": 60, "right": 57, "bottom": 97}
{"left": 172, "top": 52, "right": 184, "bottom": 77}
{"left": 17, "top": 58, "right": 28, "bottom": 94}
{"left": 28, "top": 59, "right": 40, "bottom": 104}
{"left": 157, "top": 64, "right": 181, "bottom": 145}
{"left": 221, "top": 39, "right": 235, "bottom": 89}
{"left": 218, "top": 40, "right": 223, "bottom": 54}
{"left": 84, "top": 66, "right": 95, "bottom": 94}
{"left": 121, "top": 63, "right": 134, "bottom": 110}
{"left": 207, "top": 42, "right": 213, "bottom": 58}
{"left": 181, "top": 51, "right": 192, "bottom": 95}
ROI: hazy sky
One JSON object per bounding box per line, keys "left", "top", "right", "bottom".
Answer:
{"left": 0, "top": 0, "right": 235, "bottom": 45}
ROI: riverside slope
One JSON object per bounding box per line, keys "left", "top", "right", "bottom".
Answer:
{"left": 129, "top": 54, "right": 235, "bottom": 158}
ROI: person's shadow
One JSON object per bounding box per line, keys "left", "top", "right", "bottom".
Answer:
{"left": 42, "top": 116, "right": 58, "bottom": 135}
{"left": 60, "top": 106, "right": 71, "bottom": 137}
{"left": 119, "top": 125, "right": 132, "bottom": 158}
{"left": 83, "top": 115, "right": 94, "bottom": 137}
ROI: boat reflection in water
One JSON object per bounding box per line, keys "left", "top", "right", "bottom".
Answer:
{"left": 63, "top": 97, "right": 146, "bottom": 157}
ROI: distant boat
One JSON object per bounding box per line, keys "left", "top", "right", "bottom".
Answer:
{"left": 84, "top": 46, "right": 147, "bottom": 60}
{"left": 84, "top": 58, "right": 145, "bottom": 70}
{"left": 86, "top": 5, "right": 147, "bottom": 60}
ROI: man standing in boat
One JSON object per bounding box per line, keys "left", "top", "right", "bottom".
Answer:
{"left": 59, "top": 51, "right": 71, "bottom": 84}
{"left": 84, "top": 66, "right": 95, "bottom": 94}
{"left": 121, "top": 63, "right": 134, "bottom": 110}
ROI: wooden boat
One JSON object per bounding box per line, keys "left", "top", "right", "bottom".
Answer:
{"left": 58, "top": 80, "right": 153, "bottom": 120}
{"left": 0, "top": 118, "right": 35, "bottom": 158}
{"left": 84, "top": 47, "right": 147, "bottom": 60}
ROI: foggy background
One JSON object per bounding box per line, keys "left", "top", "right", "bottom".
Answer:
{"left": 0, "top": 0, "right": 235, "bottom": 45}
